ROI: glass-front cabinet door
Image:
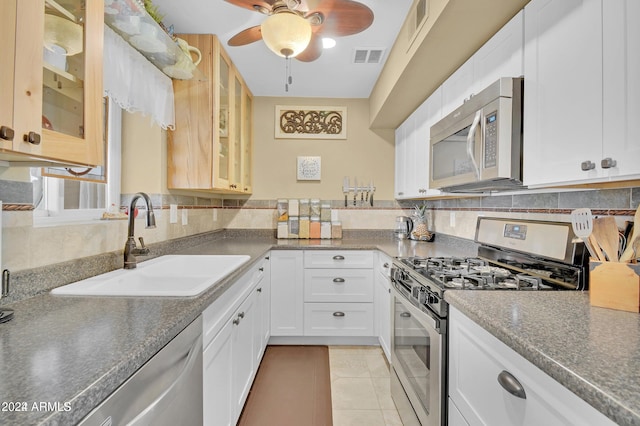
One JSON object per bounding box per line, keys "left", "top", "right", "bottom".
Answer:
{"left": 0, "top": 0, "right": 18, "bottom": 153}
{"left": 242, "top": 89, "right": 253, "bottom": 193}
{"left": 9, "top": 0, "right": 103, "bottom": 166}
{"left": 215, "top": 48, "right": 231, "bottom": 189}
{"left": 231, "top": 74, "right": 242, "bottom": 190}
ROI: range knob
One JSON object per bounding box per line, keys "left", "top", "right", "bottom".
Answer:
{"left": 427, "top": 293, "right": 440, "bottom": 304}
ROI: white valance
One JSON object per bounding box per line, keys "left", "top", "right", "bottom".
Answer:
{"left": 103, "top": 25, "right": 175, "bottom": 130}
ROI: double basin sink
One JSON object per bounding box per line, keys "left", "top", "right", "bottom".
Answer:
{"left": 51, "top": 255, "right": 251, "bottom": 297}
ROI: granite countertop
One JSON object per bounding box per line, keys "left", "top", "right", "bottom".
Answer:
{"left": 446, "top": 290, "right": 640, "bottom": 426}
{"left": 2, "top": 232, "right": 638, "bottom": 425}
{"left": 1, "top": 233, "right": 469, "bottom": 425}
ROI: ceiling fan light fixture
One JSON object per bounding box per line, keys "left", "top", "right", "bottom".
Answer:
{"left": 261, "top": 11, "right": 312, "bottom": 58}
{"left": 322, "top": 37, "right": 336, "bottom": 49}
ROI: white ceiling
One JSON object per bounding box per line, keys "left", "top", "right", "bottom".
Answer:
{"left": 152, "top": 0, "right": 413, "bottom": 98}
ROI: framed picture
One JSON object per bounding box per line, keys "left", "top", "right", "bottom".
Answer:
{"left": 219, "top": 106, "right": 228, "bottom": 137}
{"left": 275, "top": 105, "right": 347, "bottom": 139}
{"left": 297, "top": 156, "right": 321, "bottom": 181}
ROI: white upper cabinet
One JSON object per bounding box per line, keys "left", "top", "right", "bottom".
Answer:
{"left": 523, "top": 0, "right": 603, "bottom": 187}
{"left": 394, "top": 87, "right": 442, "bottom": 199}
{"left": 441, "top": 11, "right": 524, "bottom": 118}
{"left": 524, "top": 0, "right": 640, "bottom": 187}
{"left": 602, "top": 0, "right": 640, "bottom": 180}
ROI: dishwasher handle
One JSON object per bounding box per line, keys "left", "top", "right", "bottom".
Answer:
{"left": 128, "top": 333, "right": 203, "bottom": 424}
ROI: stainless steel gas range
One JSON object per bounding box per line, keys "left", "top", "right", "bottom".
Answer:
{"left": 389, "top": 217, "right": 589, "bottom": 426}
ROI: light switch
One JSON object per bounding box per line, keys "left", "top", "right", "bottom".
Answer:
{"left": 182, "top": 209, "right": 188, "bottom": 225}
{"left": 170, "top": 204, "right": 178, "bottom": 223}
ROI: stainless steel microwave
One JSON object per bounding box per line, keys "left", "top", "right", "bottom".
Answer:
{"left": 429, "top": 77, "right": 524, "bottom": 192}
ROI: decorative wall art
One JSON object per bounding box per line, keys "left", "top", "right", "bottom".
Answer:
{"left": 297, "top": 156, "right": 322, "bottom": 181}
{"left": 275, "top": 105, "right": 347, "bottom": 139}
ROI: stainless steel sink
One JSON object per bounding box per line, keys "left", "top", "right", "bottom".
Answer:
{"left": 51, "top": 255, "right": 251, "bottom": 297}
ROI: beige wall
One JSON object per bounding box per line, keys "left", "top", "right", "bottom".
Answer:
{"left": 251, "top": 97, "right": 395, "bottom": 201}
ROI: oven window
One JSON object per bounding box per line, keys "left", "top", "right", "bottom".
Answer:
{"left": 431, "top": 125, "right": 474, "bottom": 180}
{"left": 393, "top": 298, "right": 431, "bottom": 415}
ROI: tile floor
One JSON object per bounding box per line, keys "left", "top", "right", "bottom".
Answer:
{"left": 329, "top": 346, "right": 403, "bottom": 426}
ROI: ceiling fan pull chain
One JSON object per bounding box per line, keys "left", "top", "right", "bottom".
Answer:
{"left": 285, "top": 57, "right": 293, "bottom": 92}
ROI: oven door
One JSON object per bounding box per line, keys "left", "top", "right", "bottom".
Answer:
{"left": 391, "top": 287, "right": 446, "bottom": 426}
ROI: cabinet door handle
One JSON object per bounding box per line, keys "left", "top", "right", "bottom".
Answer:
{"left": 259, "top": 267, "right": 264, "bottom": 271}
{"left": 0, "top": 126, "right": 15, "bottom": 141}
{"left": 600, "top": 157, "right": 617, "bottom": 169}
{"left": 24, "top": 131, "right": 41, "bottom": 145}
{"left": 233, "top": 318, "right": 240, "bottom": 325}
{"left": 400, "top": 312, "right": 411, "bottom": 318}
{"left": 332, "top": 255, "right": 345, "bottom": 260}
{"left": 333, "top": 277, "right": 345, "bottom": 283}
{"left": 581, "top": 160, "right": 596, "bottom": 171}
{"left": 497, "top": 370, "right": 527, "bottom": 399}
{"left": 383, "top": 263, "right": 389, "bottom": 268}
{"left": 256, "top": 287, "right": 262, "bottom": 293}
{"left": 333, "top": 312, "right": 345, "bottom": 317}
{"left": 238, "top": 312, "right": 245, "bottom": 319}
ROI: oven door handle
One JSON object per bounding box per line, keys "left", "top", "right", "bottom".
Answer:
{"left": 392, "top": 287, "right": 444, "bottom": 333}
{"left": 467, "top": 110, "right": 482, "bottom": 179}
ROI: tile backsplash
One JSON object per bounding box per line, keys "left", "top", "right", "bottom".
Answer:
{"left": 1, "top": 178, "right": 639, "bottom": 273}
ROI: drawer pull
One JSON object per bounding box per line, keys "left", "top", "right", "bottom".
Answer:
{"left": 400, "top": 312, "right": 411, "bottom": 318}
{"left": 383, "top": 263, "right": 389, "bottom": 268}
{"left": 238, "top": 312, "right": 245, "bottom": 319}
{"left": 497, "top": 370, "right": 526, "bottom": 399}
{"left": 333, "top": 311, "right": 345, "bottom": 317}
{"left": 332, "top": 255, "right": 345, "bottom": 260}
{"left": 259, "top": 267, "right": 264, "bottom": 271}
{"left": 333, "top": 277, "right": 345, "bottom": 283}
{"left": 256, "top": 287, "right": 262, "bottom": 293}
{"left": 233, "top": 318, "right": 240, "bottom": 325}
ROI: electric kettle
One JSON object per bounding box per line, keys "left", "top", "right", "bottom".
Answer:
{"left": 394, "top": 216, "right": 413, "bottom": 240}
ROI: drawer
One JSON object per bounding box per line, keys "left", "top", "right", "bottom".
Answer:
{"left": 304, "top": 250, "right": 374, "bottom": 269}
{"left": 303, "top": 303, "right": 374, "bottom": 336}
{"left": 304, "top": 269, "right": 374, "bottom": 302}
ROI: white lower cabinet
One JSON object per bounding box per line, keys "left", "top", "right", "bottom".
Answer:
{"left": 270, "top": 250, "right": 304, "bottom": 336}
{"left": 202, "top": 256, "right": 270, "bottom": 426}
{"left": 449, "top": 306, "right": 615, "bottom": 426}
{"left": 448, "top": 397, "right": 470, "bottom": 426}
{"left": 303, "top": 250, "right": 375, "bottom": 337}
{"left": 374, "top": 252, "right": 392, "bottom": 361}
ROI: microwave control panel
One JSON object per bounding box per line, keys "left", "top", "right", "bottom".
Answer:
{"left": 484, "top": 112, "right": 498, "bottom": 168}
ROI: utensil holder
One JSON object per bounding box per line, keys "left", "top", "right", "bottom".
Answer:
{"left": 589, "top": 261, "right": 640, "bottom": 313}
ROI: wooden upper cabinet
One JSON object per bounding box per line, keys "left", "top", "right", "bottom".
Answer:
{"left": 168, "top": 34, "right": 253, "bottom": 194}
{"left": 0, "top": 0, "right": 104, "bottom": 166}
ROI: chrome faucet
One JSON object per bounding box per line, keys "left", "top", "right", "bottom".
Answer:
{"left": 124, "top": 192, "right": 156, "bottom": 269}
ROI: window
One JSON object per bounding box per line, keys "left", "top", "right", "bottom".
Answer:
{"left": 32, "top": 98, "right": 122, "bottom": 225}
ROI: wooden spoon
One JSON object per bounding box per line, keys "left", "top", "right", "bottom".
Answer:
{"left": 592, "top": 216, "right": 620, "bottom": 262}
{"left": 620, "top": 205, "right": 640, "bottom": 262}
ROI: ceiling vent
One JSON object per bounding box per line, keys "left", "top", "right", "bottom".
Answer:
{"left": 353, "top": 48, "right": 386, "bottom": 64}
{"left": 407, "top": 0, "right": 429, "bottom": 47}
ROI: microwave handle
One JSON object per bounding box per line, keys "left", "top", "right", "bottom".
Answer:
{"left": 467, "top": 110, "right": 482, "bottom": 179}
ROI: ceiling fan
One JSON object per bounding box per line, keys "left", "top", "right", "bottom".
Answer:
{"left": 225, "top": 0, "right": 374, "bottom": 62}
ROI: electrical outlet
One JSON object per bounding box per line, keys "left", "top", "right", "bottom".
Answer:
{"left": 170, "top": 204, "right": 178, "bottom": 223}
{"left": 450, "top": 211, "right": 456, "bottom": 228}
{"left": 182, "top": 209, "right": 188, "bottom": 225}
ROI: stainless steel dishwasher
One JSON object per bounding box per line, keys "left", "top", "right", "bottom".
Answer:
{"left": 79, "top": 316, "right": 203, "bottom": 426}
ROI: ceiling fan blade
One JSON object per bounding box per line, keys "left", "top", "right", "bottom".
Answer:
{"left": 224, "top": 0, "right": 276, "bottom": 13}
{"left": 295, "top": 34, "right": 323, "bottom": 62}
{"left": 228, "top": 26, "right": 263, "bottom": 46}
{"left": 310, "top": 0, "right": 374, "bottom": 37}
